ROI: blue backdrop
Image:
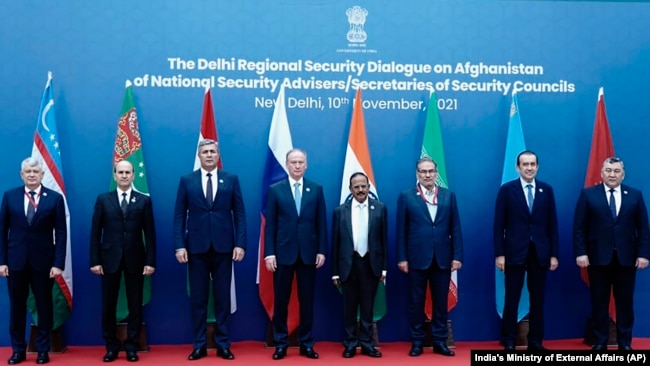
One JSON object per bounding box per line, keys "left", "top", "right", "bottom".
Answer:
{"left": 1, "top": 0, "right": 650, "bottom": 345}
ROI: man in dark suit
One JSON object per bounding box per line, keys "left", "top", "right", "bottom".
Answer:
{"left": 90, "top": 160, "right": 156, "bottom": 362}
{"left": 574, "top": 157, "right": 650, "bottom": 351}
{"left": 494, "top": 150, "right": 559, "bottom": 350}
{"left": 264, "top": 149, "right": 327, "bottom": 360}
{"left": 396, "top": 157, "right": 463, "bottom": 357}
{"left": 331, "top": 172, "right": 386, "bottom": 358}
{"left": 174, "top": 139, "right": 246, "bottom": 361}
{"left": 0, "top": 157, "right": 66, "bottom": 365}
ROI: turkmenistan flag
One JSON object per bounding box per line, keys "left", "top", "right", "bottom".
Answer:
{"left": 420, "top": 91, "right": 458, "bottom": 320}
{"left": 111, "top": 80, "right": 152, "bottom": 321}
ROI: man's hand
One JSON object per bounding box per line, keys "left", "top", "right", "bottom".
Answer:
{"left": 495, "top": 256, "right": 505, "bottom": 272}
{"left": 143, "top": 266, "right": 155, "bottom": 276}
{"left": 636, "top": 257, "right": 649, "bottom": 270}
{"left": 0, "top": 265, "right": 8, "bottom": 277}
{"left": 576, "top": 255, "right": 589, "bottom": 268}
{"left": 175, "top": 249, "right": 188, "bottom": 264}
{"left": 550, "top": 257, "right": 559, "bottom": 271}
{"left": 50, "top": 267, "right": 62, "bottom": 278}
{"left": 451, "top": 260, "right": 462, "bottom": 271}
{"left": 265, "top": 257, "right": 277, "bottom": 272}
{"left": 90, "top": 265, "right": 104, "bottom": 275}
{"left": 332, "top": 278, "right": 341, "bottom": 287}
{"left": 398, "top": 261, "right": 408, "bottom": 273}
{"left": 232, "top": 247, "right": 245, "bottom": 262}
{"left": 315, "top": 254, "right": 326, "bottom": 269}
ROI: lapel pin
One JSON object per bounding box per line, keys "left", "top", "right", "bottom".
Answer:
{"left": 416, "top": 192, "right": 421, "bottom": 196}
{"left": 42, "top": 192, "right": 48, "bottom": 197}
{"left": 306, "top": 187, "right": 311, "bottom": 192}
{"left": 219, "top": 179, "right": 224, "bottom": 184}
{"left": 624, "top": 191, "right": 628, "bottom": 195}
{"left": 131, "top": 197, "right": 136, "bottom": 203}
{"left": 370, "top": 205, "right": 375, "bottom": 210}
{"left": 538, "top": 188, "right": 543, "bottom": 193}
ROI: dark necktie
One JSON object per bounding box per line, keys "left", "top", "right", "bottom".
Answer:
{"left": 206, "top": 173, "right": 214, "bottom": 206}
{"left": 526, "top": 184, "right": 534, "bottom": 213}
{"left": 26, "top": 191, "right": 36, "bottom": 225}
{"left": 121, "top": 192, "right": 128, "bottom": 215}
{"left": 609, "top": 188, "right": 617, "bottom": 219}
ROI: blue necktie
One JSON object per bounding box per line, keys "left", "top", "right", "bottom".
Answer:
{"left": 526, "top": 184, "right": 534, "bottom": 213}
{"left": 294, "top": 182, "right": 301, "bottom": 214}
{"left": 26, "top": 191, "right": 36, "bottom": 225}
{"left": 121, "top": 192, "right": 128, "bottom": 215}
{"left": 609, "top": 188, "right": 617, "bottom": 219}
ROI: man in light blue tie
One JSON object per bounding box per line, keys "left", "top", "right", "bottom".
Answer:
{"left": 264, "top": 149, "right": 327, "bottom": 360}
{"left": 494, "top": 150, "right": 559, "bottom": 350}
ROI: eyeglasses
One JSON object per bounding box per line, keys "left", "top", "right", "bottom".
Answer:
{"left": 417, "top": 169, "right": 438, "bottom": 175}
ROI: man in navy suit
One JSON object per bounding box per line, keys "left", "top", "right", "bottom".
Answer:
{"left": 174, "top": 139, "right": 246, "bottom": 361}
{"left": 0, "top": 157, "right": 66, "bottom": 365}
{"left": 574, "top": 157, "right": 650, "bottom": 350}
{"left": 264, "top": 149, "right": 327, "bottom": 360}
{"left": 331, "top": 172, "right": 387, "bottom": 358}
{"left": 494, "top": 150, "right": 559, "bottom": 350}
{"left": 396, "top": 157, "right": 463, "bottom": 357}
{"left": 90, "top": 160, "right": 156, "bottom": 362}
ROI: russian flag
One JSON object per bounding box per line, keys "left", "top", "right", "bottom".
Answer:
{"left": 256, "top": 85, "right": 301, "bottom": 332}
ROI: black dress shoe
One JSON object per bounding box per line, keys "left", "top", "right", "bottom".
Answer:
{"left": 528, "top": 344, "right": 548, "bottom": 351}
{"left": 36, "top": 352, "right": 49, "bottom": 364}
{"left": 409, "top": 345, "right": 423, "bottom": 357}
{"left": 432, "top": 343, "right": 455, "bottom": 356}
{"left": 619, "top": 345, "right": 633, "bottom": 351}
{"left": 7, "top": 352, "right": 26, "bottom": 365}
{"left": 217, "top": 348, "right": 235, "bottom": 360}
{"left": 592, "top": 345, "right": 607, "bottom": 351}
{"left": 361, "top": 346, "right": 382, "bottom": 357}
{"left": 126, "top": 351, "right": 139, "bottom": 362}
{"left": 187, "top": 348, "right": 207, "bottom": 361}
{"left": 103, "top": 350, "right": 119, "bottom": 362}
{"left": 342, "top": 346, "right": 356, "bottom": 358}
{"left": 272, "top": 347, "right": 287, "bottom": 360}
{"left": 299, "top": 346, "right": 319, "bottom": 359}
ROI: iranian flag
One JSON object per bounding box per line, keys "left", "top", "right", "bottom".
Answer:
{"left": 111, "top": 80, "right": 152, "bottom": 321}
{"left": 29, "top": 72, "right": 73, "bottom": 329}
{"left": 420, "top": 91, "right": 458, "bottom": 319}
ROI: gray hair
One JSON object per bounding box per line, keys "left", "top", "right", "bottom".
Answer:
{"left": 603, "top": 157, "right": 624, "bottom": 169}
{"left": 21, "top": 157, "right": 43, "bottom": 171}
{"left": 285, "top": 148, "right": 307, "bottom": 161}
{"left": 197, "top": 139, "right": 219, "bottom": 152}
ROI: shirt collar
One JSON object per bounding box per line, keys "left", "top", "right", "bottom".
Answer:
{"left": 520, "top": 177, "right": 536, "bottom": 189}
{"left": 24, "top": 185, "right": 42, "bottom": 195}
{"left": 352, "top": 198, "right": 369, "bottom": 207}
{"left": 117, "top": 187, "right": 133, "bottom": 197}
{"left": 289, "top": 177, "right": 304, "bottom": 187}
{"left": 201, "top": 167, "right": 218, "bottom": 177}
{"left": 604, "top": 184, "right": 620, "bottom": 193}
{"left": 418, "top": 183, "right": 435, "bottom": 195}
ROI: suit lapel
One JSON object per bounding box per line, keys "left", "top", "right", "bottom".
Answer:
{"left": 413, "top": 187, "right": 433, "bottom": 224}
{"left": 30, "top": 187, "right": 50, "bottom": 225}
{"left": 342, "top": 202, "right": 354, "bottom": 244}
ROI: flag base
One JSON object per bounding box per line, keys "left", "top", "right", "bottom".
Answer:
{"left": 423, "top": 320, "right": 455, "bottom": 348}
{"left": 28, "top": 325, "right": 67, "bottom": 354}
{"left": 583, "top": 318, "right": 617, "bottom": 347}
{"left": 515, "top": 319, "right": 529, "bottom": 347}
{"left": 116, "top": 322, "right": 149, "bottom": 351}
{"left": 264, "top": 321, "right": 379, "bottom": 348}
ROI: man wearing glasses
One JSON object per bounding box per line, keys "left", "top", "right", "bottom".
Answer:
{"left": 396, "top": 157, "right": 463, "bottom": 357}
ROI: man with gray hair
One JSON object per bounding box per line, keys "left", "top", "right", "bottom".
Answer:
{"left": 0, "top": 157, "right": 67, "bottom": 365}
{"left": 174, "top": 140, "right": 246, "bottom": 361}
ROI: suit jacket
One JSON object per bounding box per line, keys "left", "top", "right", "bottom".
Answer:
{"left": 0, "top": 186, "right": 66, "bottom": 271}
{"left": 573, "top": 184, "right": 650, "bottom": 266}
{"left": 264, "top": 178, "right": 327, "bottom": 266}
{"left": 396, "top": 186, "right": 463, "bottom": 270}
{"left": 331, "top": 198, "right": 388, "bottom": 281}
{"left": 173, "top": 169, "right": 246, "bottom": 254}
{"left": 89, "top": 190, "right": 156, "bottom": 274}
{"left": 493, "top": 179, "right": 559, "bottom": 267}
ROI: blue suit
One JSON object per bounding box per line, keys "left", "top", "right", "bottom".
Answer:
{"left": 396, "top": 186, "right": 463, "bottom": 345}
{"left": 0, "top": 186, "right": 66, "bottom": 353}
{"left": 493, "top": 179, "right": 559, "bottom": 346}
{"left": 173, "top": 169, "right": 246, "bottom": 350}
{"left": 264, "top": 178, "right": 327, "bottom": 348}
{"left": 573, "top": 184, "right": 650, "bottom": 347}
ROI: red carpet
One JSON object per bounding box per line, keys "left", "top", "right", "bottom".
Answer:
{"left": 3, "top": 339, "right": 649, "bottom": 365}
